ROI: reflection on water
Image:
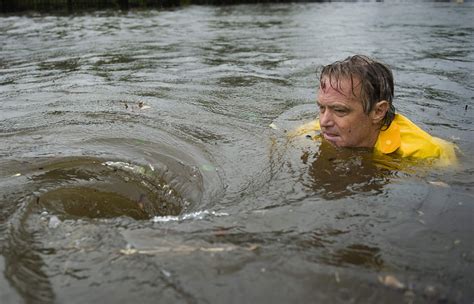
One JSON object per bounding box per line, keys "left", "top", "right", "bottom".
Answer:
{"left": 0, "top": 2, "right": 473, "bottom": 303}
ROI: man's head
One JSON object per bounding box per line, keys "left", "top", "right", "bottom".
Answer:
{"left": 317, "top": 55, "right": 396, "bottom": 148}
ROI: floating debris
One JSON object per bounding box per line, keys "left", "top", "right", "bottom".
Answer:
{"left": 136, "top": 101, "right": 151, "bottom": 110}
{"left": 48, "top": 215, "right": 61, "bottom": 229}
{"left": 161, "top": 269, "right": 171, "bottom": 278}
{"left": 428, "top": 181, "right": 450, "bottom": 188}
{"left": 120, "top": 247, "right": 138, "bottom": 255}
{"left": 378, "top": 275, "right": 405, "bottom": 289}
{"left": 247, "top": 244, "right": 259, "bottom": 251}
{"left": 269, "top": 123, "right": 278, "bottom": 130}
{"left": 201, "top": 164, "right": 216, "bottom": 172}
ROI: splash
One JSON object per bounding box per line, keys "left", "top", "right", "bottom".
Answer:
{"left": 151, "top": 210, "right": 229, "bottom": 223}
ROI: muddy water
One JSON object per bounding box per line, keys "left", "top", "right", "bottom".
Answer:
{"left": 1, "top": 2, "right": 473, "bottom": 303}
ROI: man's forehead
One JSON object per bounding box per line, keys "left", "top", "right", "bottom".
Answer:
{"left": 320, "top": 76, "right": 362, "bottom": 99}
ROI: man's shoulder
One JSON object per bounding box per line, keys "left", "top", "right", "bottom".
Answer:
{"left": 380, "top": 114, "right": 457, "bottom": 165}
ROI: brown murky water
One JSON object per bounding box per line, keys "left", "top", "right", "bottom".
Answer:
{"left": 1, "top": 2, "right": 473, "bottom": 303}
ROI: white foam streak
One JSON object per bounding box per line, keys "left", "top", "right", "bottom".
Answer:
{"left": 151, "top": 210, "right": 229, "bottom": 223}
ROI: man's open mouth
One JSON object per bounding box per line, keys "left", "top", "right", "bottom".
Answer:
{"left": 322, "top": 131, "right": 339, "bottom": 142}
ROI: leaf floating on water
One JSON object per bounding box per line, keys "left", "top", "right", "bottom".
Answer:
{"left": 378, "top": 275, "right": 405, "bottom": 289}
{"left": 428, "top": 181, "right": 450, "bottom": 188}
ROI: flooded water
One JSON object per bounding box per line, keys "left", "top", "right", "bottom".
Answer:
{"left": 1, "top": 2, "right": 473, "bottom": 303}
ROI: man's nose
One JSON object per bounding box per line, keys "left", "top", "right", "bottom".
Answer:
{"left": 319, "top": 110, "right": 333, "bottom": 127}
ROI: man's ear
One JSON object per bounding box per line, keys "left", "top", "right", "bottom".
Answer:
{"left": 371, "top": 100, "right": 389, "bottom": 124}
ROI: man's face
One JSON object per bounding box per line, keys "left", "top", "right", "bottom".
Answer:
{"left": 317, "top": 77, "right": 379, "bottom": 148}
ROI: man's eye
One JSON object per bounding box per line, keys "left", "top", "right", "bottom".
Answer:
{"left": 334, "top": 108, "right": 348, "bottom": 115}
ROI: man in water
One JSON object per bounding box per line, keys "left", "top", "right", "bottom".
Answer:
{"left": 295, "top": 55, "right": 456, "bottom": 165}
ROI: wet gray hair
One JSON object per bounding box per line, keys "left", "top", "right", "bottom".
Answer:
{"left": 320, "top": 55, "right": 396, "bottom": 129}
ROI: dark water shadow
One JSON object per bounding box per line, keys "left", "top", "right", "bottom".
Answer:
{"left": 301, "top": 140, "right": 394, "bottom": 200}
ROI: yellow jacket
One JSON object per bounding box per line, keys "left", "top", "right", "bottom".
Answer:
{"left": 292, "top": 114, "right": 457, "bottom": 166}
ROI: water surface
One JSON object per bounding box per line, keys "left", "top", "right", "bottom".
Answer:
{"left": 1, "top": 2, "right": 473, "bottom": 303}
